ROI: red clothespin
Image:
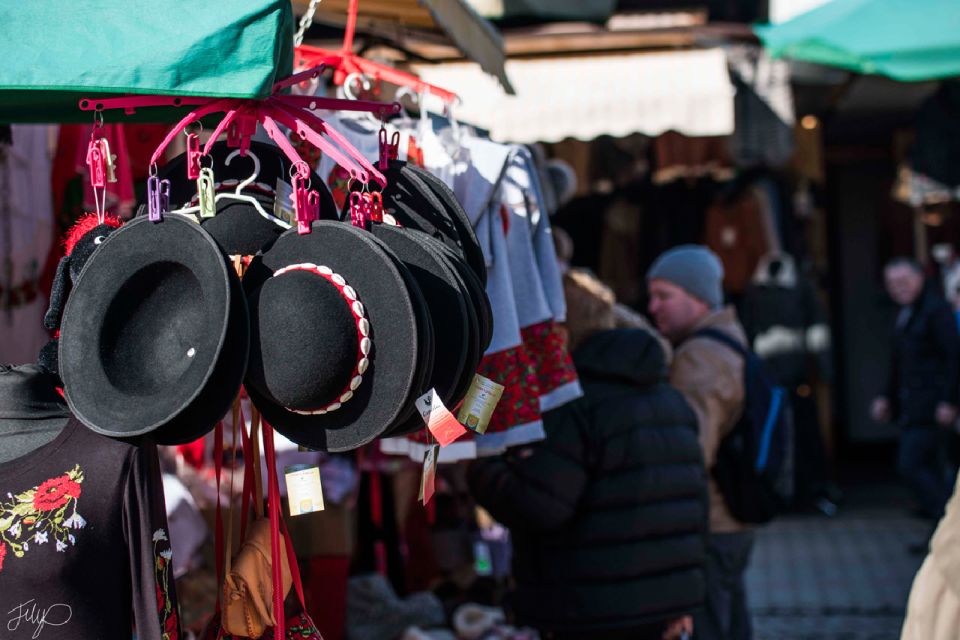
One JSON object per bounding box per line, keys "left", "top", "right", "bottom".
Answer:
{"left": 367, "top": 191, "right": 383, "bottom": 223}
{"left": 378, "top": 127, "right": 389, "bottom": 171}
{"left": 388, "top": 131, "right": 400, "bottom": 161}
{"left": 349, "top": 190, "right": 365, "bottom": 228}
{"left": 186, "top": 132, "right": 201, "bottom": 180}
{"left": 238, "top": 114, "right": 257, "bottom": 156}
{"left": 227, "top": 121, "right": 241, "bottom": 148}
{"left": 86, "top": 138, "right": 105, "bottom": 188}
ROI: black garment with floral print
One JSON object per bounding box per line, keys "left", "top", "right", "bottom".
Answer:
{"left": 0, "top": 417, "right": 181, "bottom": 640}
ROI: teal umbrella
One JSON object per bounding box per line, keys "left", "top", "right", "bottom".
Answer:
{"left": 0, "top": 0, "right": 293, "bottom": 122}
{"left": 755, "top": 0, "right": 960, "bottom": 82}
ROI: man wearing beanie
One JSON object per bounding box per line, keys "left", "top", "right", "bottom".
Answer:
{"left": 647, "top": 245, "right": 753, "bottom": 640}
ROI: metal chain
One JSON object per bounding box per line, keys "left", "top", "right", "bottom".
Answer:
{"left": 294, "top": 0, "right": 322, "bottom": 47}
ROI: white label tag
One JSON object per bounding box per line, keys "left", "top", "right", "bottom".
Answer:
{"left": 457, "top": 375, "right": 505, "bottom": 434}
{"left": 274, "top": 178, "right": 297, "bottom": 227}
{"left": 415, "top": 388, "right": 467, "bottom": 447}
{"left": 284, "top": 464, "right": 324, "bottom": 516}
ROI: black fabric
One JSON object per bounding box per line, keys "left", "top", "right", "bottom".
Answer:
{"left": 911, "top": 82, "right": 960, "bottom": 187}
{"left": 695, "top": 531, "right": 755, "bottom": 640}
{"left": 58, "top": 214, "right": 248, "bottom": 444}
{"left": 468, "top": 328, "right": 707, "bottom": 634}
{"left": 739, "top": 271, "right": 832, "bottom": 387}
{"left": 0, "top": 417, "right": 181, "bottom": 640}
{"left": 244, "top": 221, "right": 420, "bottom": 452}
{"left": 430, "top": 238, "right": 493, "bottom": 354}
{"left": 40, "top": 221, "right": 122, "bottom": 381}
{"left": 886, "top": 282, "right": 960, "bottom": 427}
{"left": 0, "top": 364, "right": 70, "bottom": 463}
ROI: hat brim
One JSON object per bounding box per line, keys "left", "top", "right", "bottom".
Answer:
{"left": 405, "top": 163, "right": 486, "bottom": 287}
{"left": 244, "top": 220, "right": 419, "bottom": 452}
{"left": 369, "top": 223, "right": 467, "bottom": 402}
{"left": 60, "top": 214, "right": 247, "bottom": 439}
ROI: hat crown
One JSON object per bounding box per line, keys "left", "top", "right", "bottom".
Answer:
{"left": 247, "top": 267, "right": 361, "bottom": 412}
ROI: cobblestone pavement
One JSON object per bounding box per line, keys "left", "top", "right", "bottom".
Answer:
{"left": 747, "top": 485, "right": 928, "bottom": 640}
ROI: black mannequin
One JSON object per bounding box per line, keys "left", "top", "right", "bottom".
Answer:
{"left": 0, "top": 363, "right": 70, "bottom": 463}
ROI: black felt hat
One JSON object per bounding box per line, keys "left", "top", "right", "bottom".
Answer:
{"left": 365, "top": 223, "right": 469, "bottom": 435}
{"left": 404, "top": 163, "right": 486, "bottom": 287}
{"left": 58, "top": 214, "right": 249, "bottom": 443}
{"left": 149, "top": 140, "right": 336, "bottom": 257}
{"left": 336, "top": 160, "right": 486, "bottom": 285}
{"left": 243, "top": 220, "right": 425, "bottom": 452}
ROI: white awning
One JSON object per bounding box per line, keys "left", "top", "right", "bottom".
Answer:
{"left": 414, "top": 48, "right": 735, "bottom": 143}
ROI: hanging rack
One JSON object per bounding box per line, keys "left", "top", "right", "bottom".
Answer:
{"left": 294, "top": 0, "right": 459, "bottom": 105}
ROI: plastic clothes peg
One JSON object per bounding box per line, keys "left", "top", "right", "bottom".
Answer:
{"left": 99, "top": 138, "right": 118, "bottom": 183}
{"left": 146, "top": 175, "right": 171, "bottom": 222}
{"left": 85, "top": 139, "right": 105, "bottom": 188}
{"left": 292, "top": 172, "right": 314, "bottom": 235}
{"left": 197, "top": 167, "right": 216, "bottom": 218}
{"left": 367, "top": 191, "right": 383, "bottom": 223}
{"left": 186, "top": 133, "right": 201, "bottom": 180}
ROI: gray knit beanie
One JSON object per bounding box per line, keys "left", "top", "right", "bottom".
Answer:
{"left": 646, "top": 245, "right": 724, "bottom": 309}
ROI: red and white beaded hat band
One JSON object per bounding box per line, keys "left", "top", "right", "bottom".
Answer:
{"left": 271, "top": 263, "right": 371, "bottom": 415}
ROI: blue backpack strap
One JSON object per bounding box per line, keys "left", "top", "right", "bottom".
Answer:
{"left": 691, "top": 328, "right": 749, "bottom": 359}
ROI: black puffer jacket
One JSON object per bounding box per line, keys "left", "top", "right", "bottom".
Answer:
{"left": 887, "top": 282, "right": 960, "bottom": 427}
{"left": 468, "top": 328, "right": 707, "bottom": 637}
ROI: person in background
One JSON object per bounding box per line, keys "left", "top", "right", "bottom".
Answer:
{"left": 468, "top": 268, "right": 707, "bottom": 640}
{"left": 646, "top": 245, "right": 753, "bottom": 640}
{"left": 871, "top": 258, "right": 959, "bottom": 526}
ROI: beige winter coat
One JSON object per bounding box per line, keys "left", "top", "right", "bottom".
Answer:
{"left": 902, "top": 475, "right": 960, "bottom": 639}
{"left": 669, "top": 307, "right": 749, "bottom": 533}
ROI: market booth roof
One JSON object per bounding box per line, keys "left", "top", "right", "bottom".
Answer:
{"left": 293, "top": 0, "right": 512, "bottom": 93}
{"left": 414, "top": 48, "right": 735, "bottom": 144}
{"left": 755, "top": 0, "right": 960, "bottom": 82}
{"left": 0, "top": 0, "right": 293, "bottom": 123}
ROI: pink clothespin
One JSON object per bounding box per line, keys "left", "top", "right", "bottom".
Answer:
{"left": 186, "top": 133, "right": 201, "bottom": 180}
{"left": 86, "top": 139, "right": 105, "bottom": 188}
{"left": 291, "top": 165, "right": 314, "bottom": 235}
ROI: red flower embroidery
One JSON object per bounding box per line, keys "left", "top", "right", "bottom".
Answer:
{"left": 0, "top": 541, "right": 6, "bottom": 572}
{"left": 32, "top": 475, "right": 82, "bottom": 512}
{"left": 156, "top": 583, "right": 164, "bottom": 613}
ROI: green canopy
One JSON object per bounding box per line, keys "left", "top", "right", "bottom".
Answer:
{"left": 0, "top": 0, "right": 293, "bottom": 123}
{"left": 755, "top": 0, "right": 960, "bottom": 82}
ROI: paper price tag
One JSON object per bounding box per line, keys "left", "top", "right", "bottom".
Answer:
{"left": 284, "top": 464, "right": 324, "bottom": 516}
{"left": 415, "top": 388, "right": 467, "bottom": 447}
{"left": 457, "top": 375, "right": 505, "bottom": 434}
{"left": 274, "top": 177, "right": 297, "bottom": 227}
{"left": 419, "top": 444, "right": 440, "bottom": 505}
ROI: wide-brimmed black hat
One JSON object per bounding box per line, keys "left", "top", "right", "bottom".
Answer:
{"left": 335, "top": 160, "right": 486, "bottom": 286}
{"left": 59, "top": 214, "right": 249, "bottom": 444}
{"left": 404, "top": 163, "right": 486, "bottom": 286}
{"left": 365, "top": 223, "right": 469, "bottom": 435}
{"left": 147, "top": 140, "right": 335, "bottom": 257}
{"left": 243, "top": 220, "right": 425, "bottom": 452}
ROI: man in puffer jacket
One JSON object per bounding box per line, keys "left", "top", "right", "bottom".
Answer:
{"left": 468, "top": 269, "right": 708, "bottom": 640}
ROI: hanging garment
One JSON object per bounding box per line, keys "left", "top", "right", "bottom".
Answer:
{"left": 0, "top": 419, "right": 181, "bottom": 639}
{"left": 653, "top": 132, "right": 734, "bottom": 185}
{"left": 0, "top": 125, "right": 57, "bottom": 365}
{"left": 739, "top": 254, "right": 832, "bottom": 386}
{"left": 598, "top": 196, "right": 644, "bottom": 308}
{"left": 704, "top": 186, "right": 775, "bottom": 294}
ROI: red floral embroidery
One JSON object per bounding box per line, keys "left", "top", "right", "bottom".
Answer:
{"left": 1, "top": 465, "right": 85, "bottom": 572}
{"left": 520, "top": 321, "right": 579, "bottom": 398}
{"left": 33, "top": 475, "right": 82, "bottom": 512}
{"left": 327, "top": 165, "right": 351, "bottom": 211}
{"left": 477, "top": 344, "right": 543, "bottom": 434}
